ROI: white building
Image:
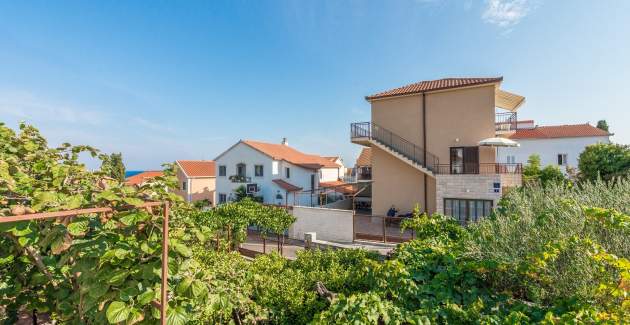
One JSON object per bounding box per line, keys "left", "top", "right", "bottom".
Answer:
{"left": 498, "top": 123, "right": 611, "bottom": 173}
{"left": 214, "top": 139, "right": 345, "bottom": 206}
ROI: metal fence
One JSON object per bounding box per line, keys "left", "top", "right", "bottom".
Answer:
{"left": 353, "top": 214, "right": 414, "bottom": 243}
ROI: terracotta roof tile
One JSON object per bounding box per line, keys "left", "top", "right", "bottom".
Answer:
{"left": 125, "top": 171, "right": 164, "bottom": 186}
{"left": 508, "top": 124, "right": 611, "bottom": 140}
{"left": 272, "top": 179, "right": 302, "bottom": 192}
{"left": 366, "top": 77, "right": 503, "bottom": 100}
{"left": 243, "top": 140, "right": 340, "bottom": 169}
{"left": 356, "top": 148, "right": 372, "bottom": 166}
{"left": 177, "top": 160, "right": 216, "bottom": 177}
{"left": 319, "top": 180, "right": 355, "bottom": 195}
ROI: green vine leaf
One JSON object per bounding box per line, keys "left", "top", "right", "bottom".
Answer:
{"left": 68, "top": 217, "right": 90, "bottom": 236}
{"left": 106, "top": 301, "right": 131, "bottom": 324}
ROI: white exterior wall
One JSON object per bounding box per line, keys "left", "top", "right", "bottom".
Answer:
{"left": 320, "top": 167, "right": 342, "bottom": 182}
{"left": 288, "top": 206, "right": 354, "bottom": 243}
{"left": 498, "top": 136, "right": 610, "bottom": 173}
{"left": 214, "top": 142, "right": 320, "bottom": 206}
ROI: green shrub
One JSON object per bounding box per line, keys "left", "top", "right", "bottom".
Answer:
{"left": 578, "top": 143, "right": 630, "bottom": 182}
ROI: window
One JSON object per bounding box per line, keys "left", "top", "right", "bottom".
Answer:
{"left": 450, "top": 147, "right": 479, "bottom": 174}
{"left": 236, "top": 163, "right": 246, "bottom": 177}
{"left": 218, "top": 193, "right": 227, "bottom": 204}
{"left": 310, "top": 174, "right": 315, "bottom": 190}
{"left": 218, "top": 165, "right": 226, "bottom": 176}
{"left": 182, "top": 181, "right": 187, "bottom": 191}
{"left": 272, "top": 161, "right": 279, "bottom": 175}
{"left": 255, "top": 165, "right": 264, "bottom": 177}
{"left": 444, "top": 198, "right": 493, "bottom": 224}
{"left": 285, "top": 167, "right": 290, "bottom": 178}
{"left": 557, "top": 154, "right": 567, "bottom": 166}
{"left": 506, "top": 155, "right": 516, "bottom": 164}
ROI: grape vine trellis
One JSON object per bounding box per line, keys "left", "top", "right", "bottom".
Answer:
{"left": 0, "top": 201, "right": 171, "bottom": 324}
{"left": 1, "top": 122, "right": 206, "bottom": 324}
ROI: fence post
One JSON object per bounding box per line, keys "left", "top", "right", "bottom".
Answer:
{"left": 161, "top": 202, "right": 170, "bottom": 325}
{"left": 263, "top": 235, "right": 266, "bottom": 254}
{"left": 382, "top": 217, "right": 386, "bottom": 243}
{"left": 352, "top": 213, "right": 356, "bottom": 241}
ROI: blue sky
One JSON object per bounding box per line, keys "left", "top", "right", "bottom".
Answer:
{"left": 1, "top": 1, "right": 628, "bottom": 170}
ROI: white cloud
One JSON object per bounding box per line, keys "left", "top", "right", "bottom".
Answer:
{"left": 0, "top": 90, "right": 107, "bottom": 125}
{"left": 482, "top": 0, "right": 534, "bottom": 27}
{"left": 132, "top": 117, "right": 175, "bottom": 133}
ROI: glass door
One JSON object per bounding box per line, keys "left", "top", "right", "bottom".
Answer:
{"left": 450, "top": 148, "right": 464, "bottom": 174}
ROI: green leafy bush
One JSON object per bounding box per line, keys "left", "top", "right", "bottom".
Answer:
{"left": 0, "top": 122, "right": 210, "bottom": 324}
{"left": 578, "top": 143, "right": 630, "bottom": 182}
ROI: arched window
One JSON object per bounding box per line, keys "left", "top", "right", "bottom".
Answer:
{"left": 236, "top": 163, "right": 246, "bottom": 177}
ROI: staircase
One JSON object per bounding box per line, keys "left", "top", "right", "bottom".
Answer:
{"left": 350, "top": 122, "right": 438, "bottom": 177}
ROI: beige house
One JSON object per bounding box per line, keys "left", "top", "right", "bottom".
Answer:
{"left": 351, "top": 77, "right": 524, "bottom": 223}
{"left": 174, "top": 160, "right": 216, "bottom": 204}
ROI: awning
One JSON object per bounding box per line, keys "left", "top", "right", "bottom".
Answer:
{"left": 272, "top": 179, "right": 303, "bottom": 192}
{"left": 496, "top": 89, "right": 525, "bottom": 112}
{"left": 479, "top": 137, "right": 520, "bottom": 147}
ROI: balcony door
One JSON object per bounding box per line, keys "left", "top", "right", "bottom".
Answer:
{"left": 450, "top": 147, "right": 479, "bottom": 174}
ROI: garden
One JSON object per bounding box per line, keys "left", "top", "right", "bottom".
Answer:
{"left": 1, "top": 122, "right": 629, "bottom": 324}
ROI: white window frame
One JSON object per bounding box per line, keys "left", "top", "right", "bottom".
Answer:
{"left": 557, "top": 153, "right": 568, "bottom": 166}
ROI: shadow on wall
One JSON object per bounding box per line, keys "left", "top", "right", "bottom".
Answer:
{"left": 191, "top": 187, "right": 215, "bottom": 205}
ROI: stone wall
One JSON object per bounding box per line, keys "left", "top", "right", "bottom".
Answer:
{"left": 435, "top": 173, "right": 522, "bottom": 214}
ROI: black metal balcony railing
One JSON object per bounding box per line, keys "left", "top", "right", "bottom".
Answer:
{"left": 229, "top": 175, "right": 251, "bottom": 183}
{"left": 434, "top": 163, "right": 522, "bottom": 175}
{"left": 351, "top": 122, "right": 439, "bottom": 172}
{"left": 495, "top": 112, "right": 518, "bottom": 132}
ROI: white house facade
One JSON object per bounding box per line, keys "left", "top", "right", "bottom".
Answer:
{"left": 214, "top": 139, "right": 344, "bottom": 206}
{"left": 498, "top": 123, "right": 611, "bottom": 173}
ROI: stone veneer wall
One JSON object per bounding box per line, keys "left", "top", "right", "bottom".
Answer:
{"left": 435, "top": 173, "right": 522, "bottom": 214}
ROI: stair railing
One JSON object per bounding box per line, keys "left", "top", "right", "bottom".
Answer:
{"left": 351, "top": 122, "right": 439, "bottom": 172}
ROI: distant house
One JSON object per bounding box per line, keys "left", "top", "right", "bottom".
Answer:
{"left": 355, "top": 148, "right": 372, "bottom": 181}
{"left": 174, "top": 160, "right": 216, "bottom": 204}
{"left": 214, "top": 138, "right": 344, "bottom": 206}
{"left": 498, "top": 123, "right": 612, "bottom": 174}
{"left": 125, "top": 171, "right": 164, "bottom": 186}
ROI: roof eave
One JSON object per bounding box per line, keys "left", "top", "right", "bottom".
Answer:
{"left": 365, "top": 78, "right": 504, "bottom": 102}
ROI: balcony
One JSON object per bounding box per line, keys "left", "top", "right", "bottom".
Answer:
{"left": 434, "top": 163, "right": 522, "bottom": 175}
{"left": 229, "top": 175, "right": 252, "bottom": 183}
{"left": 495, "top": 112, "right": 518, "bottom": 133}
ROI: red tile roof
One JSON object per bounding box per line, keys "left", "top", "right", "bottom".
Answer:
{"left": 243, "top": 140, "right": 340, "bottom": 169}
{"left": 319, "top": 180, "right": 356, "bottom": 195}
{"left": 356, "top": 148, "right": 372, "bottom": 167}
{"left": 508, "top": 124, "right": 611, "bottom": 140}
{"left": 366, "top": 77, "right": 503, "bottom": 100}
{"left": 176, "top": 160, "right": 216, "bottom": 177}
{"left": 125, "top": 171, "right": 164, "bottom": 186}
{"left": 272, "top": 179, "right": 302, "bottom": 192}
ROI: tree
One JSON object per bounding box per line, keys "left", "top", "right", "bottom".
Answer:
{"left": 100, "top": 152, "right": 126, "bottom": 182}
{"left": 578, "top": 143, "right": 630, "bottom": 182}
{"left": 596, "top": 120, "right": 610, "bottom": 132}
{"left": 522, "top": 154, "right": 567, "bottom": 186}
{"left": 522, "top": 154, "right": 541, "bottom": 183}
{"left": 539, "top": 165, "right": 566, "bottom": 186}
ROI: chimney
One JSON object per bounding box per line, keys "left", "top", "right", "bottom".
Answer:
{"left": 281, "top": 137, "right": 288, "bottom": 146}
